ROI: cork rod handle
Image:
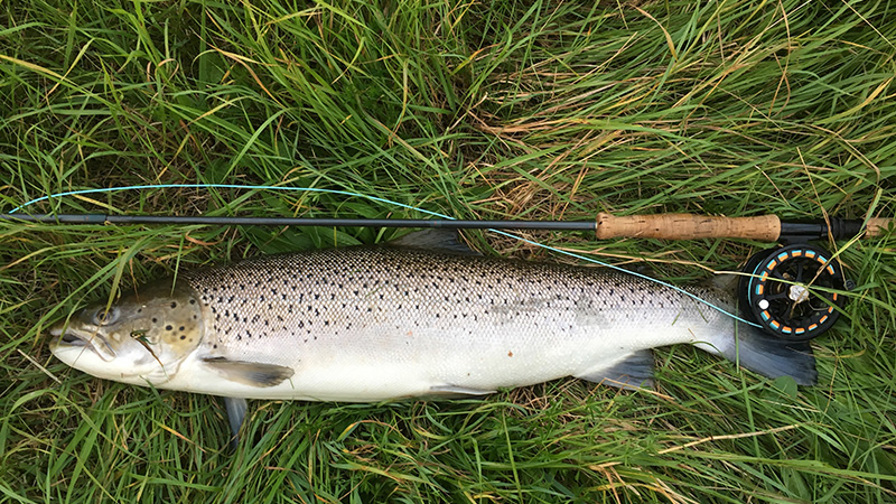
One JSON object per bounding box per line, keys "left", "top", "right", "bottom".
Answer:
{"left": 595, "top": 213, "right": 782, "bottom": 242}
{"left": 865, "top": 217, "right": 892, "bottom": 238}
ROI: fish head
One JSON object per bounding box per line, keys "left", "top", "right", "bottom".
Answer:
{"left": 49, "top": 281, "right": 203, "bottom": 385}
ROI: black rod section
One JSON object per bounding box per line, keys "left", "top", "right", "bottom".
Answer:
{"left": 0, "top": 213, "right": 598, "bottom": 231}
{"left": 780, "top": 217, "right": 866, "bottom": 242}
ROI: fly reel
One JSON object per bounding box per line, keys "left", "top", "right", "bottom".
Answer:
{"left": 738, "top": 243, "right": 849, "bottom": 340}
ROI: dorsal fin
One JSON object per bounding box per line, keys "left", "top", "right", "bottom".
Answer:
{"left": 387, "top": 229, "right": 480, "bottom": 256}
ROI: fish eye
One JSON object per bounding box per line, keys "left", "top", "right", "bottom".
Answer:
{"left": 92, "top": 307, "right": 120, "bottom": 326}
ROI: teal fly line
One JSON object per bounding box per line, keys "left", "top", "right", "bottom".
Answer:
{"left": 8, "top": 183, "right": 762, "bottom": 328}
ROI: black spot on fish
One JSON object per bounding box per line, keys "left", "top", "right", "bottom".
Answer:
{"left": 171, "top": 302, "right": 177, "bottom": 308}
{"left": 166, "top": 325, "right": 173, "bottom": 331}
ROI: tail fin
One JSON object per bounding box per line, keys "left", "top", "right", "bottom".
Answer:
{"left": 718, "top": 324, "right": 817, "bottom": 385}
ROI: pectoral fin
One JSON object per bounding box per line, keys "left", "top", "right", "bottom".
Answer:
{"left": 223, "top": 397, "right": 248, "bottom": 449}
{"left": 202, "top": 357, "right": 294, "bottom": 387}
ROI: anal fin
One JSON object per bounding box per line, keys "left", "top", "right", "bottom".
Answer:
{"left": 429, "top": 384, "right": 496, "bottom": 397}
{"left": 575, "top": 350, "right": 655, "bottom": 390}
{"left": 202, "top": 357, "right": 294, "bottom": 387}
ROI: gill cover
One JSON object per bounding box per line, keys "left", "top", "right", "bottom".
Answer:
{"left": 49, "top": 280, "right": 205, "bottom": 385}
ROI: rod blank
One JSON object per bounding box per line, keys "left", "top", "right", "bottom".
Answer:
{"left": 3, "top": 213, "right": 888, "bottom": 242}
{"left": 0, "top": 214, "right": 598, "bottom": 231}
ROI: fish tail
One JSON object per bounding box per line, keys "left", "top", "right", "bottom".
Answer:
{"left": 704, "top": 323, "right": 818, "bottom": 385}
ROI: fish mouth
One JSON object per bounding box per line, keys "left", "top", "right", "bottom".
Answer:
{"left": 49, "top": 325, "right": 117, "bottom": 362}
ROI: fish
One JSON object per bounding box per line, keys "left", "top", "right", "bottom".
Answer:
{"left": 50, "top": 231, "right": 816, "bottom": 442}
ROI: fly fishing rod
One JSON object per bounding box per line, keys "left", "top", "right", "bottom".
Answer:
{"left": 4, "top": 211, "right": 891, "bottom": 339}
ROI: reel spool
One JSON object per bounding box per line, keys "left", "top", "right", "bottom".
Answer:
{"left": 738, "top": 244, "right": 849, "bottom": 340}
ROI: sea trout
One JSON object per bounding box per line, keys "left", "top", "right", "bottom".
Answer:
{"left": 50, "top": 231, "right": 816, "bottom": 438}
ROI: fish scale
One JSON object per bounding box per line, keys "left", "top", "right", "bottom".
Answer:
{"left": 51, "top": 233, "right": 817, "bottom": 418}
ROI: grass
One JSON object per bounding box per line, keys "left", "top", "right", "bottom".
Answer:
{"left": 1, "top": 0, "right": 895, "bottom": 502}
